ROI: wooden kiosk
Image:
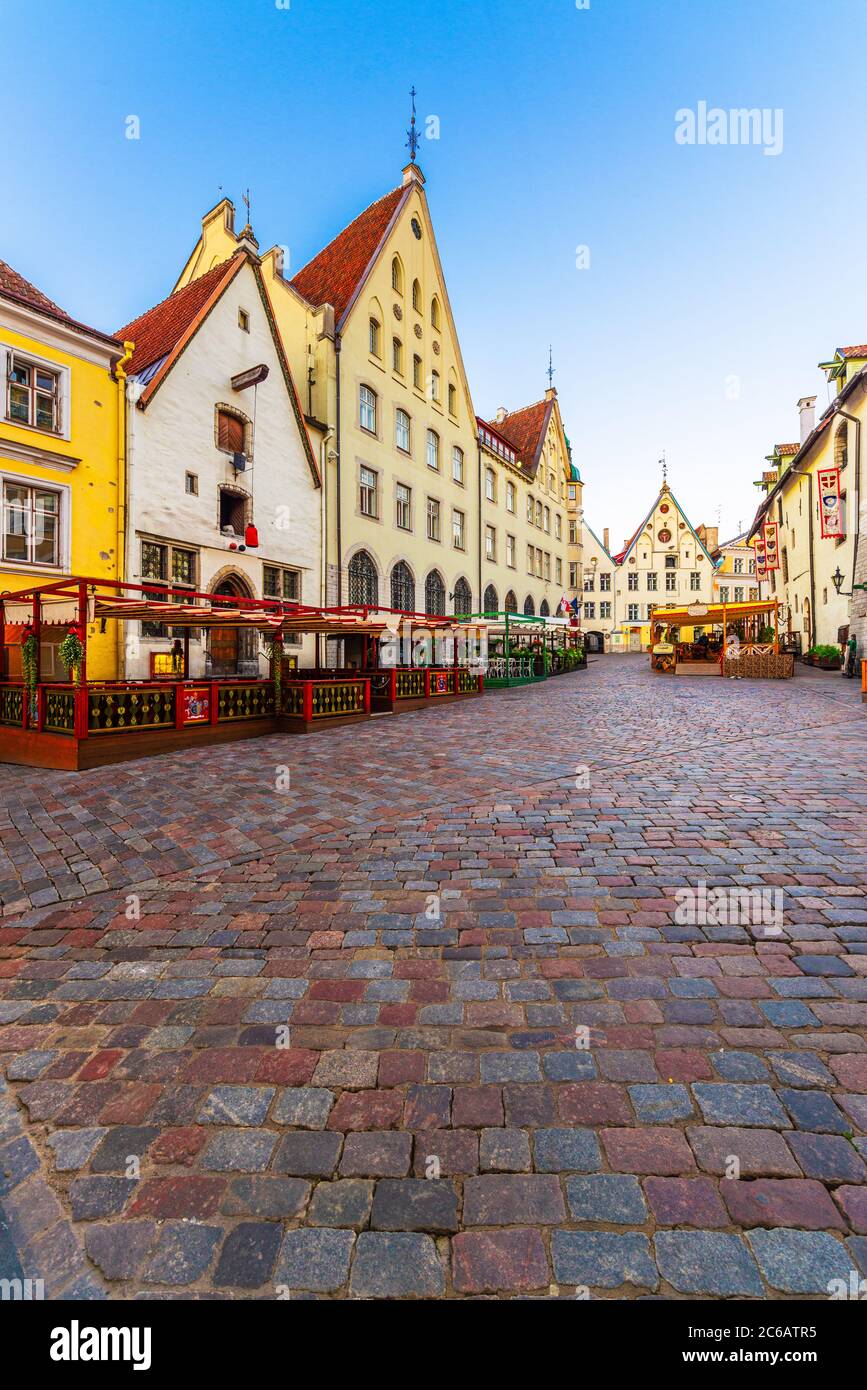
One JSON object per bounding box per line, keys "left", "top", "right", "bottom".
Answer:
{"left": 649, "top": 599, "right": 794, "bottom": 679}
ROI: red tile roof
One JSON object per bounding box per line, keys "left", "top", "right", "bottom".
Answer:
{"left": 117, "top": 254, "right": 243, "bottom": 376}
{"left": 0, "top": 258, "right": 121, "bottom": 348}
{"left": 840, "top": 344, "right": 867, "bottom": 357}
{"left": 775, "top": 443, "right": 799, "bottom": 456}
{"left": 484, "top": 398, "right": 551, "bottom": 476}
{"left": 289, "top": 186, "right": 406, "bottom": 324}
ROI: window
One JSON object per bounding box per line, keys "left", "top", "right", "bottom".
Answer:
{"left": 540, "top": 599, "right": 550, "bottom": 617}
{"left": 627, "top": 603, "right": 639, "bottom": 621}
{"left": 238, "top": 309, "right": 250, "bottom": 332}
{"left": 359, "top": 384, "right": 377, "bottom": 434}
{"left": 527, "top": 495, "right": 535, "bottom": 524}
{"left": 665, "top": 554, "right": 676, "bottom": 568}
{"left": 506, "top": 481, "right": 515, "bottom": 513}
{"left": 646, "top": 604, "right": 655, "bottom": 619}
{"left": 568, "top": 484, "right": 577, "bottom": 500}
{"left": 523, "top": 595, "right": 535, "bottom": 616}
{"left": 556, "top": 557, "right": 562, "bottom": 583}
{"left": 690, "top": 572, "right": 700, "bottom": 591}
{"left": 431, "top": 296, "right": 441, "bottom": 330}
{"left": 646, "top": 572, "right": 657, "bottom": 591}
{"left": 600, "top": 601, "right": 612, "bottom": 619}
{"left": 396, "top": 483, "right": 411, "bottom": 530}
{"left": 413, "top": 354, "right": 423, "bottom": 390}
{"left": 505, "top": 591, "right": 518, "bottom": 614}
{"left": 348, "top": 550, "right": 378, "bottom": 606}
{"left": 185, "top": 472, "right": 198, "bottom": 496}
{"left": 543, "top": 507, "right": 550, "bottom": 533}
{"left": 569, "top": 520, "right": 577, "bottom": 545}
{"left": 584, "top": 575, "right": 595, "bottom": 592}
{"left": 3, "top": 481, "right": 61, "bottom": 565}
{"left": 585, "top": 602, "right": 595, "bottom": 619}
{"left": 219, "top": 487, "right": 248, "bottom": 534}
{"left": 628, "top": 572, "right": 639, "bottom": 591}
{"left": 425, "top": 569, "right": 446, "bottom": 615}
{"left": 448, "top": 383, "right": 457, "bottom": 417}
{"left": 5, "top": 354, "right": 61, "bottom": 432}
{"left": 369, "top": 318, "right": 381, "bottom": 357}
{"left": 535, "top": 501, "right": 543, "bottom": 528}
{"left": 412, "top": 279, "right": 421, "bottom": 312}
{"left": 569, "top": 563, "right": 578, "bottom": 588}
{"left": 599, "top": 573, "right": 611, "bottom": 592}
{"left": 555, "top": 514, "right": 562, "bottom": 540}
{"left": 748, "top": 557, "right": 755, "bottom": 574}
{"left": 359, "top": 466, "right": 378, "bottom": 517}
{"left": 426, "top": 497, "right": 441, "bottom": 542}
{"left": 506, "top": 533, "right": 516, "bottom": 567}
{"left": 395, "top": 408, "right": 410, "bottom": 453}
{"left": 543, "top": 553, "right": 551, "bottom": 581}
{"left": 549, "top": 473, "right": 556, "bottom": 495}
{"left": 485, "top": 467, "right": 496, "bottom": 502}
{"left": 535, "top": 547, "right": 542, "bottom": 577}
{"left": 483, "top": 583, "right": 498, "bottom": 614}
{"left": 391, "top": 560, "right": 414, "bottom": 612}
{"left": 734, "top": 586, "right": 744, "bottom": 602}
{"left": 734, "top": 557, "right": 744, "bottom": 574}
{"left": 392, "top": 337, "right": 403, "bottom": 374}
{"left": 430, "top": 369, "right": 440, "bottom": 402}
{"left": 426, "top": 429, "right": 439, "bottom": 470}
{"left": 263, "top": 565, "right": 300, "bottom": 602}
{"left": 665, "top": 572, "right": 677, "bottom": 592}
{"left": 453, "top": 577, "right": 471, "bottom": 615}
{"left": 485, "top": 525, "right": 496, "bottom": 561}
{"left": 527, "top": 544, "right": 535, "bottom": 574}
{"left": 217, "top": 408, "right": 246, "bottom": 454}
{"left": 452, "top": 446, "right": 464, "bottom": 484}
{"left": 452, "top": 508, "right": 465, "bottom": 549}
{"left": 391, "top": 257, "right": 403, "bottom": 294}
{"left": 140, "top": 540, "right": 197, "bottom": 636}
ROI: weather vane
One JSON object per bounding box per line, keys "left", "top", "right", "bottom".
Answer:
{"left": 660, "top": 451, "right": 667, "bottom": 485}
{"left": 547, "top": 345, "right": 555, "bottom": 389}
{"left": 406, "top": 87, "right": 420, "bottom": 163}
{"left": 242, "top": 188, "right": 252, "bottom": 226}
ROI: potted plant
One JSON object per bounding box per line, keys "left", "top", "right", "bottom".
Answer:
{"left": 20, "top": 621, "right": 38, "bottom": 722}
{"left": 805, "top": 644, "right": 842, "bottom": 670}
{"left": 58, "top": 623, "right": 86, "bottom": 686}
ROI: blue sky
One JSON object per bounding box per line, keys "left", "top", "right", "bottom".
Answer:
{"left": 3, "top": 0, "right": 866, "bottom": 544}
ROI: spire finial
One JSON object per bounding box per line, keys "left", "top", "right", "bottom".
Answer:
{"left": 547, "top": 345, "right": 555, "bottom": 390}
{"left": 660, "top": 451, "right": 668, "bottom": 488}
{"left": 242, "top": 188, "right": 251, "bottom": 225}
{"left": 406, "top": 87, "right": 420, "bottom": 163}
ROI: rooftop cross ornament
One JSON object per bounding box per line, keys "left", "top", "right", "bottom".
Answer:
{"left": 406, "top": 87, "right": 420, "bottom": 163}
{"left": 547, "top": 346, "right": 555, "bottom": 389}
{"left": 659, "top": 452, "right": 667, "bottom": 486}
{"left": 242, "top": 188, "right": 251, "bottom": 223}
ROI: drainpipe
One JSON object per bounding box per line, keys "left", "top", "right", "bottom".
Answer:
{"left": 114, "top": 342, "right": 134, "bottom": 678}
{"left": 335, "top": 335, "right": 342, "bottom": 606}
{"left": 122, "top": 373, "right": 145, "bottom": 680}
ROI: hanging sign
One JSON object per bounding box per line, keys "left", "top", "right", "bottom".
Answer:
{"left": 762, "top": 521, "right": 780, "bottom": 571}
{"left": 817, "top": 467, "right": 843, "bottom": 539}
{"left": 753, "top": 532, "right": 767, "bottom": 577}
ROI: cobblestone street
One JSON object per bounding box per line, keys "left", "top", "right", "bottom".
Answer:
{"left": 1, "top": 655, "right": 866, "bottom": 1299}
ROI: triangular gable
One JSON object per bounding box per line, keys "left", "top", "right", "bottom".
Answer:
{"left": 289, "top": 186, "right": 408, "bottom": 325}
{"left": 614, "top": 487, "right": 718, "bottom": 568}
{"left": 117, "top": 253, "right": 320, "bottom": 486}
{"left": 585, "top": 523, "right": 614, "bottom": 563}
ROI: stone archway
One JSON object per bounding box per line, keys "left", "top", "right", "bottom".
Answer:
{"left": 206, "top": 570, "right": 258, "bottom": 677}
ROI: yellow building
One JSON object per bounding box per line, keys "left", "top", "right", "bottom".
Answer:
{"left": 1, "top": 260, "right": 129, "bottom": 679}
{"left": 708, "top": 529, "right": 761, "bottom": 604}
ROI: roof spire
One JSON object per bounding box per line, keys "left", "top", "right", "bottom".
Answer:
{"left": 547, "top": 345, "right": 555, "bottom": 390}
{"left": 659, "top": 451, "right": 668, "bottom": 490}
{"left": 406, "top": 86, "right": 420, "bottom": 164}
{"left": 237, "top": 187, "right": 259, "bottom": 253}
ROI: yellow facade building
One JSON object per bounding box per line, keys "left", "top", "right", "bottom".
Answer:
{"left": 1, "top": 260, "right": 128, "bottom": 680}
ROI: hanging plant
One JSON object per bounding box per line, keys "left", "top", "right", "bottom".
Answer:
{"left": 20, "top": 621, "right": 38, "bottom": 720}
{"left": 58, "top": 623, "right": 86, "bottom": 687}
{"left": 264, "top": 634, "right": 284, "bottom": 710}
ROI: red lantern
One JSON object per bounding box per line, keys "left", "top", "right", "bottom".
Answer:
{"left": 244, "top": 524, "right": 259, "bottom": 548}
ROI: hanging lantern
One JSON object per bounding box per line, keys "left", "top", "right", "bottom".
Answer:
{"left": 245, "top": 524, "right": 259, "bottom": 548}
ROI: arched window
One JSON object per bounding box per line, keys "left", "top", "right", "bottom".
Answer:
{"left": 430, "top": 369, "right": 440, "bottom": 402}
{"left": 453, "top": 577, "right": 471, "bottom": 616}
{"left": 523, "top": 595, "right": 535, "bottom": 615}
{"left": 391, "top": 560, "right": 415, "bottom": 613}
{"left": 504, "top": 591, "right": 518, "bottom": 614}
{"left": 369, "top": 317, "right": 381, "bottom": 357}
{"left": 835, "top": 423, "right": 848, "bottom": 470}
{"left": 539, "top": 598, "right": 550, "bottom": 616}
{"left": 392, "top": 337, "right": 403, "bottom": 374}
{"left": 483, "top": 583, "right": 498, "bottom": 615}
{"left": 391, "top": 256, "right": 403, "bottom": 294}
{"left": 216, "top": 406, "right": 248, "bottom": 455}
{"left": 425, "top": 569, "right": 446, "bottom": 616}
{"left": 431, "top": 296, "right": 441, "bottom": 330}
{"left": 412, "top": 279, "right": 421, "bottom": 312}
{"left": 348, "top": 550, "right": 378, "bottom": 607}
{"left": 359, "top": 384, "right": 377, "bottom": 433}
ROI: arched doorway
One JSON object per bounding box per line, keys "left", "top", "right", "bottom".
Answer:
{"left": 208, "top": 572, "right": 257, "bottom": 677}
{"left": 802, "top": 596, "right": 812, "bottom": 650}
{"left": 348, "top": 550, "right": 379, "bottom": 607}
{"left": 425, "top": 569, "right": 446, "bottom": 616}
{"left": 504, "top": 591, "right": 518, "bottom": 614}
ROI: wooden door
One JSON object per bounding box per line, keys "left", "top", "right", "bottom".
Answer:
{"left": 210, "top": 625, "right": 238, "bottom": 674}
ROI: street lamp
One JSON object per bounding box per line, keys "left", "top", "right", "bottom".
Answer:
{"left": 831, "top": 566, "right": 867, "bottom": 597}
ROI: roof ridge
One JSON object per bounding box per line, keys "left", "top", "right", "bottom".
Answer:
{"left": 116, "top": 251, "right": 243, "bottom": 342}
{"left": 0, "top": 257, "right": 121, "bottom": 347}
{"left": 289, "top": 184, "right": 406, "bottom": 323}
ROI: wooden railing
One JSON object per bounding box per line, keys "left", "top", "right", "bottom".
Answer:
{"left": 281, "top": 678, "right": 370, "bottom": 720}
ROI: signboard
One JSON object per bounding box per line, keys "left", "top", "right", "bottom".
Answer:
{"left": 182, "top": 687, "right": 210, "bottom": 724}
{"left": 687, "top": 604, "right": 708, "bottom": 617}
{"left": 753, "top": 532, "right": 767, "bottom": 577}
{"left": 817, "top": 467, "right": 844, "bottom": 539}
{"left": 432, "top": 672, "right": 449, "bottom": 695}
{"left": 230, "top": 364, "right": 270, "bottom": 391}
{"left": 762, "top": 521, "right": 780, "bottom": 571}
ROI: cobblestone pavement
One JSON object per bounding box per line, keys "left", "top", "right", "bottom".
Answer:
{"left": 1, "top": 656, "right": 866, "bottom": 1299}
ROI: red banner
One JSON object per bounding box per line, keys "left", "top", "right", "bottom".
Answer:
{"left": 762, "top": 521, "right": 780, "bottom": 571}
{"left": 818, "top": 467, "right": 844, "bottom": 538}
{"left": 753, "top": 533, "right": 767, "bottom": 577}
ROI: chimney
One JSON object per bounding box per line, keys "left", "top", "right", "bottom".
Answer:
{"left": 798, "top": 396, "right": 816, "bottom": 444}
{"left": 603, "top": 527, "right": 610, "bottom": 553}
{"left": 495, "top": 407, "right": 507, "bottom": 424}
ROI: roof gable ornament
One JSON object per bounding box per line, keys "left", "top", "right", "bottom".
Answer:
{"left": 547, "top": 345, "right": 555, "bottom": 390}
{"left": 406, "top": 87, "right": 420, "bottom": 164}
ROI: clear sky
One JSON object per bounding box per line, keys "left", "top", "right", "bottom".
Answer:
{"left": 3, "top": 0, "right": 866, "bottom": 546}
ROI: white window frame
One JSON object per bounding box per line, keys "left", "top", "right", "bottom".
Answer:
{"left": 1, "top": 472, "right": 70, "bottom": 570}
{"left": 3, "top": 345, "right": 70, "bottom": 440}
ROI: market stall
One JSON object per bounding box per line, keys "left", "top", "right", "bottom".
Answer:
{"left": 649, "top": 599, "right": 794, "bottom": 679}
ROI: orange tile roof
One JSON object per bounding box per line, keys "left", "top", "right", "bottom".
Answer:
{"left": 117, "top": 254, "right": 243, "bottom": 376}
{"left": 485, "top": 398, "right": 551, "bottom": 476}
{"left": 840, "top": 344, "right": 867, "bottom": 357}
{"left": 0, "top": 258, "right": 121, "bottom": 348}
{"left": 289, "top": 186, "right": 406, "bottom": 323}
{"left": 775, "top": 443, "right": 799, "bottom": 456}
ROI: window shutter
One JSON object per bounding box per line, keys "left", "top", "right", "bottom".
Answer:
{"left": 218, "top": 411, "right": 245, "bottom": 453}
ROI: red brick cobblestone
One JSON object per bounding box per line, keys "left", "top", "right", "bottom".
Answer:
{"left": 0, "top": 656, "right": 865, "bottom": 1298}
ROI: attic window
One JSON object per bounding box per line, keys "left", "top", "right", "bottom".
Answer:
{"left": 219, "top": 486, "right": 249, "bottom": 535}
{"left": 216, "top": 407, "right": 247, "bottom": 455}
{"left": 238, "top": 309, "right": 250, "bottom": 333}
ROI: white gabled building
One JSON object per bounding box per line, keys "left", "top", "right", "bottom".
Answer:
{"left": 580, "top": 522, "right": 617, "bottom": 645}
{"left": 117, "top": 245, "right": 321, "bottom": 679}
